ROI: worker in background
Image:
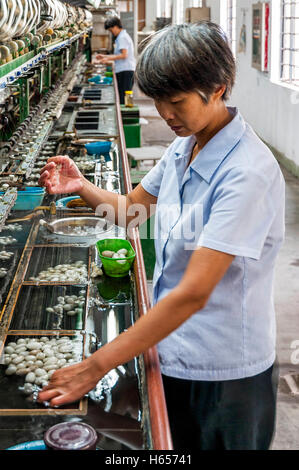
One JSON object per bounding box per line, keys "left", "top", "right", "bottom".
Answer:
{"left": 96, "top": 16, "right": 136, "bottom": 105}
{"left": 38, "top": 22, "right": 285, "bottom": 450}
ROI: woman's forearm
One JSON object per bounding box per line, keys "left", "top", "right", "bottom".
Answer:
{"left": 77, "top": 177, "right": 128, "bottom": 226}
{"left": 111, "top": 54, "right": 125, "bottom": 61}
{"left": 104, "top": 53, "right": 127, "bottom": 62}
{"left": 77, "top": 178, "right": 154, "bottom": 229}
{"left": 90, "top": 285, "right": 206, "bottom": 377}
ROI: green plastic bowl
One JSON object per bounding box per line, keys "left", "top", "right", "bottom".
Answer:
{"left": 96, "top": 238, "right": 136, "bottom": 278}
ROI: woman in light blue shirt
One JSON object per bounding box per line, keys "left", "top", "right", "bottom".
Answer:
{"left": 39, "top": 22, "right": 285, "bottom": 450}
{"left": 97, "top": 16, "right": 136, "bottom": 104}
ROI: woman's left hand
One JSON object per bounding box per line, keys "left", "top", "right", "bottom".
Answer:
{"left": 37, "top": 357, "right": 102, "bottom": 407}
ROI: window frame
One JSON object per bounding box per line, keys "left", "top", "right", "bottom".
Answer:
{"left": 220, "top": 0, "right": 237, "bottom": 56}
{"left": 227, "top": 0, "right": 237, "bottom": 56}
{"left": 280, "top": 0, "right": 299, "bottom": 86}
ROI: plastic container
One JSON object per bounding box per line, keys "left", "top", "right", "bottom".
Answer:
{"left": 88, "top": 75, "right": 103, "bottom": 85}
{"left": 103, "top": 76, "right": 113, "bottom": 84}
{"left": 87, "top": 76, "right": 113, "bottom": 85}
{"left": 125, "top": 90, "right": 134, "bottom": 108}
{"left": 85, "top": 141, "right": 112, "bottom": 157}
{"left": 96, "top": 238, "right": 136, "bottom": 278}
{"left": 0, "top": 187, "right": 45, "bottom": 211}
{"left": 44, "top": 422, "right": 98, "bottom": 451}
{"left": 123, "top": 123, "right": 141, "bottom": 148}
{"left": 56, "top": 195, "right": 81, "bottom": 208}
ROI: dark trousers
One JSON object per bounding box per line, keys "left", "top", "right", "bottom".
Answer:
{"left": 162, "top": 363, "right": 279, "bottom": 450}
{"left": 116, "top": 70, "right": 134, "bottom": 105}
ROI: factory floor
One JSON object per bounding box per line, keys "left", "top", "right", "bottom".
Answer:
{"left": 134, "top": 92, "right": 299, "bottom": 451}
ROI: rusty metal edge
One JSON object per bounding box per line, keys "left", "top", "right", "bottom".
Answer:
{"left": 113, "top": 68, "right": 173, "bottom": 450}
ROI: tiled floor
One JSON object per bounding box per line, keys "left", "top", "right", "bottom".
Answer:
{"left": 271, "top": 166, "right": 299, "bottom": 450}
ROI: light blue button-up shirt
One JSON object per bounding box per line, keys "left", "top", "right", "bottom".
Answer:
{"left": 114, "top": 29, "right": 136, "bottom": 74}
{"left": 141, "top": 107, "right": 285, "bottom": 381}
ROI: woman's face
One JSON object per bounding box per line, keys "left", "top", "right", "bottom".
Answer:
{"left": 154, "top": 90, "right": 224, "bottom": 137}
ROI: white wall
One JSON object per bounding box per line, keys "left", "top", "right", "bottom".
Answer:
{"left": 144, "top": 0, "right": 299, "bottom": 174}
{"left": 145, "top": 0, "right": 221, "bottom": 27}
{"left": 205, "top": 0, "right": 221, "bottom": 24}
{"left": 212, "top": 0, "right": 299, "bottom": 174}
{"left": 145, "top": 0, "right": 158, "bottom": 30}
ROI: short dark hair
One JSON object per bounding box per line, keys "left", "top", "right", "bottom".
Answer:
{"left": 135, "top": 21, "right": 236, "bottom": 103}
{"left": 104, "top": 16, "right": 123, "bottom": 30}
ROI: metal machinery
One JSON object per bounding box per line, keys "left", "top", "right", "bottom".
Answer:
{"left": 0, "top": 0, "right": 172, "bottom": 450}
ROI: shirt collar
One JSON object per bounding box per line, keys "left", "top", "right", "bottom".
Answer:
{"left": 174, "top": 107, "right": 246, "bottom": 184}
{"left": 117, "top": 29, "right": 126, "bottom": 39}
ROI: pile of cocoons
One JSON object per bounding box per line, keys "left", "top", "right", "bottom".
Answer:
{"left": 90, "top": 262, "right": 103, "bottom": 278}
{"left": 46, "top": 291, "right": 85, "bottom": 318}
{"left": 0, "top": 267, "right": 7, "bottom": 278}
{"left": 5, "top": 224, "right": 22, "bottom": 232}
{"left": 3, "top": 336, "right": 82, "bottom": 396}
{"left": 0, "top": 251, "right": 14, "bottom": 260}
{"left": 0, "top": 183, "right": 10, "bottom": 191}
{"left": 0, "top": 250, "right": 14, "bottom": 277}
{"left": 29, "top": 260, "right": 87, "bottom": 283}
{"left": 101, "top": 248, "right": 128, "bottom": 265}
{"left": 0, "top": 236, "right": 17, "bottom": 245}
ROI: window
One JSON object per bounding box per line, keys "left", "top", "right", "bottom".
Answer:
{"left": 173, "top": 0, "right": 184, "bottom": 24}
{"left": 157, "top": 0, "right": 161, "bottom": 16}
{"left": 164, "top": 0, "right": 172, "bottom": 17}
{"left": 227, "top": 0, "right": 237, "bottom": 56}
{"left": 220, "top": 0, "right": 237, "bottom": 56}
{"left": 157, "top": 0, "right": 172, "bottom": 17}
{"left": 173, "top": 0, "right": 203, "bottom": 25}
{"left": 281, "top": 0, "right": 299, "bottom": 85}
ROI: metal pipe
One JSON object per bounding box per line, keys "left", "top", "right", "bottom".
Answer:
{"left": 7, "top": 202, "right": 56, "bottom": 223}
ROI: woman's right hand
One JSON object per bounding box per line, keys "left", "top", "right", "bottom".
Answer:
{"left": 38, "top": 155, "right": 85, "bottom": 195}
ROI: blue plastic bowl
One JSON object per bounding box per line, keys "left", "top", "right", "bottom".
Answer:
{"left": 56, "top": 195, "right": 80, "bottom": 208}
{"left": 88, "top": 76, "right": 112, "bottom": 84}
{"left": 88, "top": 75, "right": 113, "bottom": 85}
{"left": 85, "top": 141, "right": 112, "bottom": 156}
{"left": 102, "top": 77, "right": 113, "bottom": 84}
{"left": 0, "top": 187, "right": 45, "bottom": 211}
{"left": 88, "top": 75, "right": 101, "bottom": 84}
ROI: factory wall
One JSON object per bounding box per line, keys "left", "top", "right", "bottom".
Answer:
{"left": 144, "top": 0, "right": 220, "bottom": 29}
{"left": 224, "top": 0, "right": 299, "bottom": 176}
{"left": 145, "top": 0, "right": 158, "bottom": 30}
{"left": 205, "top": 0, "right": 221, "bottom": 24}
{"left": 143, "top": 0, "right": 299, "bottom": 176}
{"left": 209, "top": 0, "right": 299, "bottom": 176}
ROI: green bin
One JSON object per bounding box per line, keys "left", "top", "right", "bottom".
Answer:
{"left": 96, "top": 238, "right": 136, "bottom": 278}
{"left": 123, "top": 123, "right": 141, "bottom": 148}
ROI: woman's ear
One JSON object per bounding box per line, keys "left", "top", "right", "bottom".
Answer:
{"left": 212, "top": 85, "right": 227, "bottom": 102}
